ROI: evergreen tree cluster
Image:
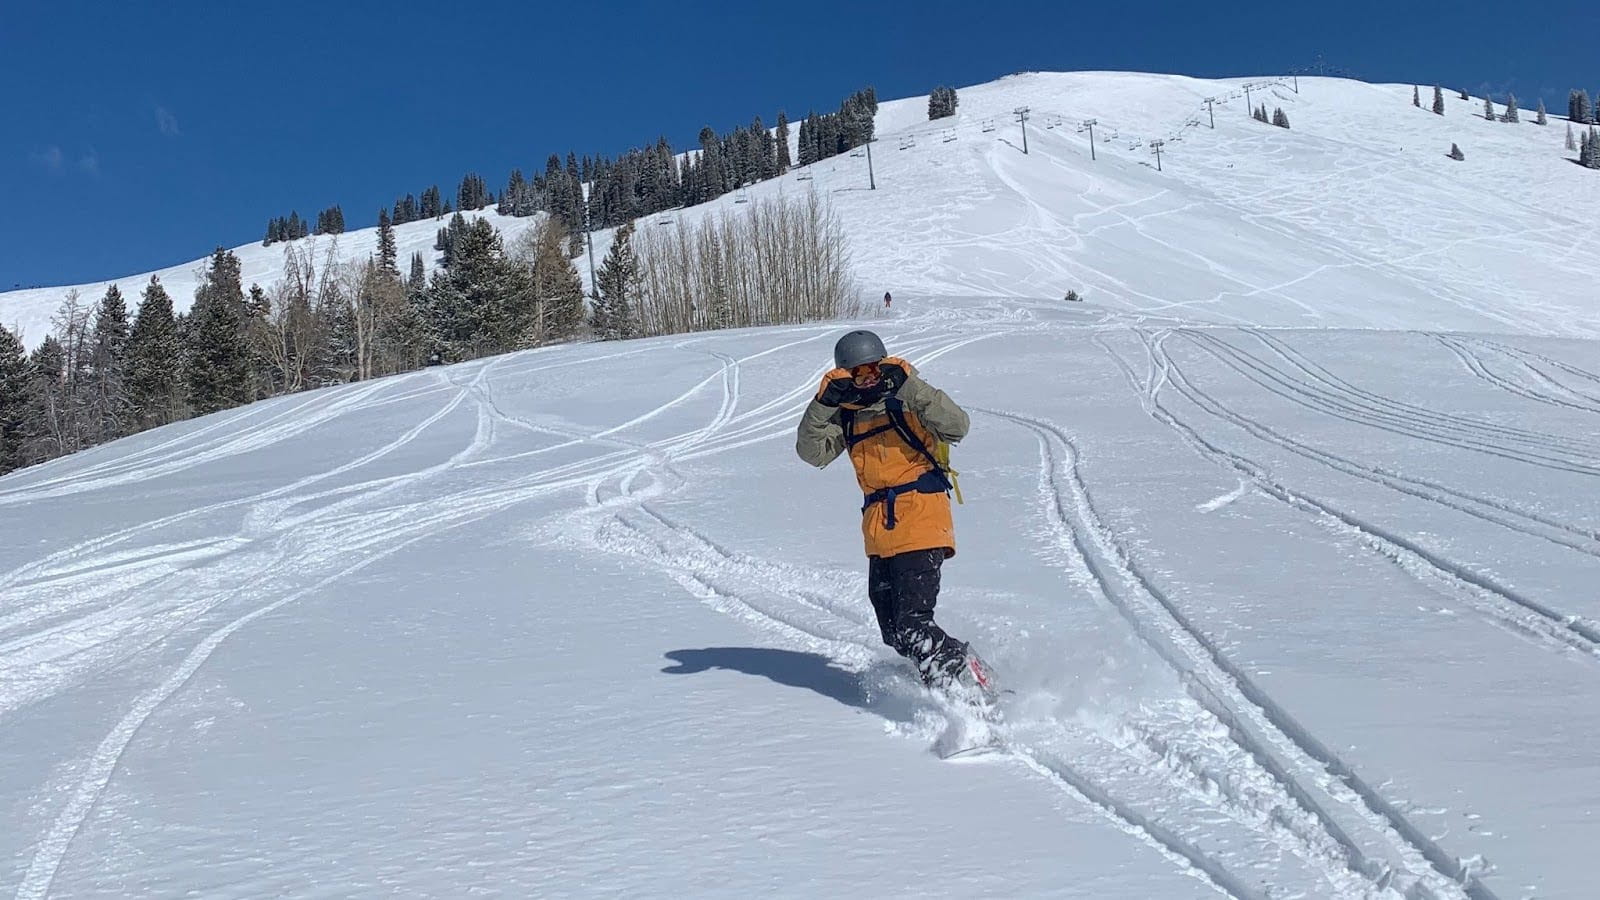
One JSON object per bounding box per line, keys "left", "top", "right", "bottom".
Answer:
{"left": 457, "top": 173, "right": 492, "bottom": 211}
{"left": 928, "top": 86, "right": 959, "bottom": 120}
{"left": 1271, "top": 107, "right": 1290, "bottom": 129}
{"left": 797, "top": 88, "right": 878, "bottom": 167}
{"left": 1570, "top": 90, "right": 1593, "bottom": 125}
{"left": 1252, "top": 104, "right": 1270, "bottom": 123}
{"left": 497, "top": 169, "right": 540, "bottom": 217}
{"left": 313, "top": 205, "right": 346, "bottom": 236}
{"left": 391, "top": 185, "right": 452, "bottom": 225}
{"left": 1581, "top": 128, "right": 1600, "bottom": 169}
{"left": 263, "top": 212, "right": 310, "bottom": 246}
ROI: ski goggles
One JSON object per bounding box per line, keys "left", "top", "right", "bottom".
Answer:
{"left": 851, "top": 362, "right": 882, "bottom": 387}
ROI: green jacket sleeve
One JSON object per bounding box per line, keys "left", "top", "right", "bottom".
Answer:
{"left": 795, "top": 399, "right": 845, "bottom": 468}
{"left": 900, "top": 374, "right": 970, "bottom": 443}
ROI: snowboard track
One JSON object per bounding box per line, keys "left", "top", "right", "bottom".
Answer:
{"left": 1144, "top": 331, "right": 1600, "bottom": 659}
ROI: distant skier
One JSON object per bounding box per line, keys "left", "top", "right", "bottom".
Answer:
{"left": 884, "top": 291, "right": 892, "bottom": 309}
{"left": 795, "top": 330, "right": 995, "bottom": 699}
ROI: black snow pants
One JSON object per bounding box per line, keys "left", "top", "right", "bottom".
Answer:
{"left": 867, "top": 548, "right": 969, "bottom": 686}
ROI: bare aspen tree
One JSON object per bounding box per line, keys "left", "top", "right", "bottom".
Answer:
{"left": 633, "top": 193, "right": 856, "bottom": 337}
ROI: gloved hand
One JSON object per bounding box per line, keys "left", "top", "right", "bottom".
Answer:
{"left": 877, "top": 362, "right": 909, "bottom": 396}
{"left": 816, "top": 373, "right": 857, "bottom": 407}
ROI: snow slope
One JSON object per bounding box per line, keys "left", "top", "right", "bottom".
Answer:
{"left": 5, "top": 72, "right": 1600, "bottom": 898}
{"left": 5, "top": 72, "right": 1599, "bottom": 347}
{"left": 5, "top": 305, "right": 1600, "bottom": 898}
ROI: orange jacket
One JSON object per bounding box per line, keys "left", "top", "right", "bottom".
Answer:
{"left": 795, "top": 358, "right": 970, "bottom": 558}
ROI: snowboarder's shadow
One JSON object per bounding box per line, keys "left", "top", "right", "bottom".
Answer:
{"left": 662, "top": 648, "right": 923, "bottom": 724}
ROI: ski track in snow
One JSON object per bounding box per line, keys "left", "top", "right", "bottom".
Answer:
{"left": 1133, "top": 330, "right": 1600, "bottom": 659}
{"left": 553, "top": 317, "right": 1512, "bottom": 899}
{"left": 6, "top": 308, "right": 1596, "bottom": 897}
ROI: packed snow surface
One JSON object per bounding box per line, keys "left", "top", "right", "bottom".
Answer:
{"left": 5, "top": 72, "right": 1600, "bottom": 898}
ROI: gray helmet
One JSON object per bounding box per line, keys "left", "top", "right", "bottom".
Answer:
{"left": 833, "top": 330, "right": 887, "bottom": 370}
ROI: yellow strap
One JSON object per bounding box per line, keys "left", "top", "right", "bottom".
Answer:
{"left": 935, "top": 441, "right": 964, "bottom": 505}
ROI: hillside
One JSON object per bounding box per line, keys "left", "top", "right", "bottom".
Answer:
{"left": 5, "top": 72, "right": 1600, "bottom": 899}
{"left": 5, "top": 72, "right": 1599, "bottom": 348}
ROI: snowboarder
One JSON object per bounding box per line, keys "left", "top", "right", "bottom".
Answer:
{"left": 883, "top": 291, "right": 892, "bottom": 309}
{"left": 795, "top": 330, "right": 995, "bottom": 698}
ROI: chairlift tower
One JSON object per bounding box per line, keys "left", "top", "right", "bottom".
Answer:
{"left": 1082, "top": 118, "right": 1098, "bottom": 161}
{"left": 1014, "top": 106, "right": 1031, "bottom": 154}
{"left": 1204, "top": 97, "right": 1216, "bottom": 128}
{"left": 1151, "top": 139, "right": 1166, "bottom": 172}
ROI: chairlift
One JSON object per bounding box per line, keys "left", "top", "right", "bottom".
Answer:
{"left": 981, "top": 119, "right": 996, "bottom": 133}
{"left": 898, "top": 138, "right": 915, "bottom": 150}
{"left": 734, "top": 190, "right": 750, "bottom": 204}
{"left": 796, "top": 170, "right": 813, "bottom": 181}
{"left": 941, "top": 129, "right": 956, "bottom": 143}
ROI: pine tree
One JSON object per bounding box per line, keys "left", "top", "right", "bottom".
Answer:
{"left": 88, "top": 284, "right": 131, "bottom": 441}
{"left": 593, "top": 222, "right": 641, "bottom": 340}
{"left": 184, "top": 250, "right": 250, "bottom": 415}
{"left": 1567, "top": 122, "right": 1578, "bottom": 151}
{"left": 1432, "top": 86, "right": 1445, "bottom": 115}
{"left": 0, "top": 325, "right": 29, "bottom": 473}
{"left": 1272, "top": 107, "right": 1290, "bottom": 128}
{"left": 530, "top": 219, "right": 585, "bottom": 343}
{"left": 565, "top": 153, "right": 585, "bottom": 257}
{"left": 1483, "top": 97, "right": 1495, "bottom": 120}
{"left": 928, "top": 86, "right": 958, "bottom": 120}
{"left": 409, "top": 251, "right": 426, "bottom": 289}
{"left": 1535, "top": 98, "right": 1547, "bottom": 125}
{"left": 1504, "top": 94, "right": 1519, "bottom": 123}
{"left": 377, "top": 209, "right": 398, "bottom": 277}
{"left": 1449, "top": 143, "right": 1465, "bottom": 160}
{"left": 1413, "top": 86, "right": 1421, "bottom": 108}
{"left": 126, "top": 276, "right": 183, "bottom": 430}
{"left": 23, "top": 336, "right": 68, "bottom": 463}
{"left": 1458, "top": 89, "right": 1468, "bottom": 101}
{"left": 421, "top": 185, "right": 442, "bottom": 219}
{"left": 776, "top": 110, "right": 792, "bottom": 172}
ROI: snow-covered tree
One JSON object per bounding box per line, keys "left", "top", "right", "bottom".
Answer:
{"left": 1571, "top": 90, "right": 1593, "bottom": 125}
{"left": 1504, "top": 94, "right": 1519, "bottom": 123}
{"left": 1535, "top": 98, "right": 1547, "bottom": 125}
{"left": 1432, "top": 86, "right": 1445, "bottom": 115}
{"left": 1272, "top": 107, "right": 1291, "bottom": 128}
{"left": 1412, "top": 86, "right": 1421, "bottom": 107}
{"left": 1483, "top": 96, "right": 1495, "bottom": 120}
{"left": 928, "top": 86, "right": 958, "bottom": 120}
{"left": 1449, "top": 143, "right": 1465, "bottom": 161}
{"left": 1567, "top": 122, "right": 1578, "bottom": 151}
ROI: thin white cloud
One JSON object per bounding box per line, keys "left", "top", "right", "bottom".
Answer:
{"left": 30, "top": 146, "right": 64, "bottom": 172}
{"left": 155, "top": 105, "right": 180, "bottom": 137}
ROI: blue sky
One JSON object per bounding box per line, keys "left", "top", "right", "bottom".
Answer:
{"left": 3, "top": 0, "right": 1596, "bottom": 290}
